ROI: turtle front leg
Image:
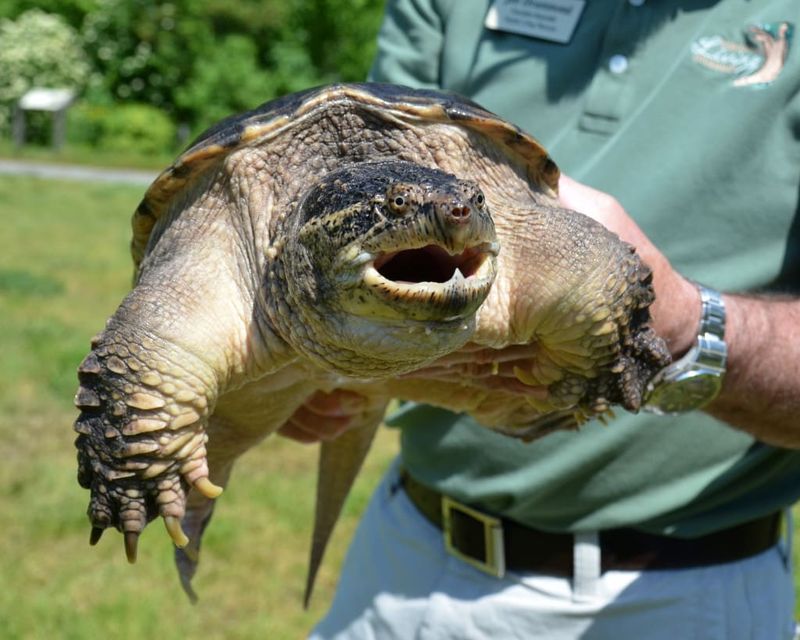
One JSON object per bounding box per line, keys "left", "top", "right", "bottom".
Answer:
{"left": 472, "top": 204, "right": 670, "bottom": 434}
{"left": 74, "top": 327, "right": 223, "bottom": 563}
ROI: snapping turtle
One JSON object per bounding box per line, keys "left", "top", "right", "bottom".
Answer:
{"left": 73, "top": 83, "right": 669, "bottom": 603}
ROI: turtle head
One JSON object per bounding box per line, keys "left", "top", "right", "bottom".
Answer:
{"left": 269, "top": 160, "right": 498, "bottom": 377}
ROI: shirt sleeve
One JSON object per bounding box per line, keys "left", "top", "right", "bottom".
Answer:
{"left": 368, "top": 0, "right": 446, "bottom": 88}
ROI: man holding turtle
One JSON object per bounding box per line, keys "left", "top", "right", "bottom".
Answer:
{"left": 289, "top": 2, "right": 800, "bottom": 638}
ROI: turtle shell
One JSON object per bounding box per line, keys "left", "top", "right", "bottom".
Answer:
{"left": 131, "top": 82, "right": 559, "bottom": 270}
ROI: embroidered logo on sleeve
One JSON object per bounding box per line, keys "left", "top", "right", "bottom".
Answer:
{"left": 691, "top": 22, "right": 793, "bottom": 88}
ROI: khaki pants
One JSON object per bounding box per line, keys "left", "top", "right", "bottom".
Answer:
{"left": 311, "top": 459, "right": 795, "bottom": 640}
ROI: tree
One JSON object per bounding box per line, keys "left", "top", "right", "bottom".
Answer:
{"left": 0, "top": 0, "right": 387, "bottom": 145}
{"left": 79, "top": 0, "right": 385, "bottom": 132}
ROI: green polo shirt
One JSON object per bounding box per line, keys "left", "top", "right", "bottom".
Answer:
{"left": 372, "top": 0, "right": 800, "bottom": 535}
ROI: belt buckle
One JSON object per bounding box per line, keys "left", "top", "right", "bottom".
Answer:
{"left": 441, "top": 495, "right": 506, "bottom": 578}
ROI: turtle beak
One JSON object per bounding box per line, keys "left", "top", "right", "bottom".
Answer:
{"left": 360, "top": 239, "right": 497, "bottom": 322}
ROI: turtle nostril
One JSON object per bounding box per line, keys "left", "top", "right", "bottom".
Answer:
{"left": 450, "top": 206, "right": 470, "bottom": 219}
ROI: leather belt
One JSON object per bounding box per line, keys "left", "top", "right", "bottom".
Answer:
{"left": 400, "top": 470, "right": 782, "bottom": 578}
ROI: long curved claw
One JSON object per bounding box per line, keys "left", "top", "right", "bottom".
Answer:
{"left": 164, "top": 516, "right": 190, "bottom": 548}
{"left": 124, "top": 531, "right": 139, "bottom": 564}
{"left": 193, "top": 477, "right": 223, "bottom": 499}
{"left": 89, "top": 526, "right": 104, "bottom": 546}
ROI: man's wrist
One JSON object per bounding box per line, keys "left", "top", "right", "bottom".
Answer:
{"left": 654, "top": 272, "right": 702, "bottom": 358}
{"left": 642, "top": 283, "right": 727, "bottom": 415}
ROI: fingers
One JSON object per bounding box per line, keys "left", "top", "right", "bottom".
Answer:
{"left": 277, "top": 422, "right": 324, "bottom": 444}
{"left": 404, "top": 356, "right": 540, "bottom": 381}
{"left": 277, "top": 390, "right": 374, "bottom": 444}
{"left": 402, "top": 365, "right": 548, "bottom": 398}
{"left": 303, "top": 389, "right": 368, "bottom": 417}
{"left": 399, "top": 342, "right": 552, "bottom": 398}
{"left": 467, "top": 377, "right": 548, "bottom": 397}
{"left": 278, "top": 410, "right": 356, "bottom": 443}
{"left": 420, "top": 343, "right": 540, "bottom": 368}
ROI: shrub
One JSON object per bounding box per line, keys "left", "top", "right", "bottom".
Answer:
{"left": 80, "top": 0, "right": 215, "bottom": 117}
{"left": 0, "top": 9, "right": 91, "bottom": 138}
{"left": 78, "top": 0, "right": 385, "bottom": 133}
{"left": 0, "top": 1, "right": 386, "bottom": 144}
{"left": 99, "top": 103, "right": 175, "bottom": 154}
{"left": 66, "top": 102, "right": 107, "bottom": 147}
{"left": 67, "top": 102, "right": 176, "bottom": 155}
{"left": 0, "top": 0, "right": 96, "bottom": 30}
{"left": 173, "top": 35, "right": 274, "bottom": 133}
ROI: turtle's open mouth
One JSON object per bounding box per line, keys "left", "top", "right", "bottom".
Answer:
{"left": 373, "top": 244, "right": 490, "bottom": 283}
{"left": 362, "top": 241, "right": 498, "bottom": 320}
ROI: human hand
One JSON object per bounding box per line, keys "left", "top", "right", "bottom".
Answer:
{"left": 400, "top": 342, "right": 549, "bottom": 399}
{"left": 277, "top": 390, "right": 375, "bottom": 444}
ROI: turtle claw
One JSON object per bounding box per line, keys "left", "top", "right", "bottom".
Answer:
{"left": 89, "top": 526, "right": 104, "bottom": 546}
{"left": 193, "top": 477, "right": 223, "bottom": 499}
{"left": 124, "top": 531, "right": 139, "bottom": 564}
{"left": 164, "top": 516, "right": 190, "bottom": 548}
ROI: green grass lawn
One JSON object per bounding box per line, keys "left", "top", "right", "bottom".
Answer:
{"left": 0, "top": 174, "right": 398, "bottom": 639}
{"left": 0, "top": 140, "right": 175, "bottom": 171}
{"left": 1, "top": 174, "right": 798, "bottom": 639}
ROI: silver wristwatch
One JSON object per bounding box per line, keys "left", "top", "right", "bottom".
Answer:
{"left": 642, "top": 284, "right": 727, "bottom": 415}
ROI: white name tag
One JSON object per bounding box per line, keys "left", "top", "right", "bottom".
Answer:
{"left": 485, "top": 0, "right": 586, "bottom": 44}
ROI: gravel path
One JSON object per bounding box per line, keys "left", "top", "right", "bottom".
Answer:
{"left": 0, "top": 158, "right": 157, "bottom": 186}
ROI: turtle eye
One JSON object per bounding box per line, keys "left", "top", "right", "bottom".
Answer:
{"left": 386, "top": 186, "right": 413, "bottom": 215}
{"left": 474, "top": 193, "right": 485, "bottom": 209}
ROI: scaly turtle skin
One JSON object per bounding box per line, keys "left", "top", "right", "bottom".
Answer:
{"left": 73, "top": 83, "right": 669, "bottom": 603}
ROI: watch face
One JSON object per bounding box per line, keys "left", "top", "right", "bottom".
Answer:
{"left": 644, "top": 371, "right": 723, "bottom": 416}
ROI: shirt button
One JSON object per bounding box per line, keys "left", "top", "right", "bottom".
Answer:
{"left": 608, "top": 54, "right": 629, "bottom": 74}
{"left": 629, "top": 0, "right": 645, "bottom": 6}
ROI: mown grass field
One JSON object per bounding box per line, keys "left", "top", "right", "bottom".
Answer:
{"left": 0, "top": 141, "right": 175, "bottom": 171}
{"left": 0, "top": 174, "right": 398, "bottom": 639}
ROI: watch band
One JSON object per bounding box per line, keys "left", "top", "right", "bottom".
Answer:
{"left": 698, "top": 285, "right": 726, "bottom": 343}
{"left": 642, "top": 284, "right": 727, "bottom": 415}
